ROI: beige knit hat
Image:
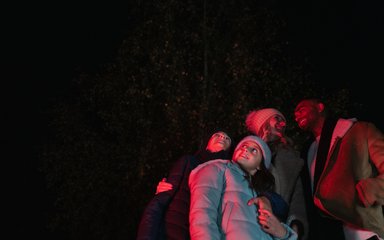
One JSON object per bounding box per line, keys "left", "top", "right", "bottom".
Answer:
{"left": 245, "top": 108, "right": 286, "bottom": 135}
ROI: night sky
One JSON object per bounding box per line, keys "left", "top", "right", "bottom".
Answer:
{"left": 6, "top": 1, "right": 384, "bottom": 179}
{"left": 7, "top": 1, "right": 383, "bottom": 132}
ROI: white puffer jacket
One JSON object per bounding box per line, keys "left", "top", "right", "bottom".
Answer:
{"left": 189, "top": 159, "right": 297, "bottom": 240}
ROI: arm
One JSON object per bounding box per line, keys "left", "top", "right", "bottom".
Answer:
{"left": 155, "top": 155, "right": 196, "bottom": 194}
{"left": 259, "top": 191, "right": 289, "bottom": 222}
{"left": 137, "top": 156, "right": 190, "bottom": 239}
{"left": 136, "top": 192, "right": 173, "bottom": 239}
{"left": 258, "top": 209, "right": 298, "bottom": 240}
{"left": 286, "top": 172, "right": 308, "bottom": 239}
{"left": 157, "top": 155, "right": 190, "bottom": 196}
{"left": 356, "top": 123, "right": 384, "bottom": 207}
{"left": 189, "top": 162, "right": 224, "bottom": 240}
{"left": 249, "top": 197, "right": 298, "bottom": 240}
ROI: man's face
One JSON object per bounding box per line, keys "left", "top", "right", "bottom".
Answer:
{"left": 294, "top": 100, "right": 319, "bottom": 131}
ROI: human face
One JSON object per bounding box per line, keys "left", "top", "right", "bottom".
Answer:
{"left": 260, "top": 114, "right": 286, "bottom": 142}
{"left": 294, "top": 100, "right": 321, "bottom": 131}
{"left": 233, "top": 140, "right": 263, "bottom": 175}
{"left": 206, "top": 131, "right": 231, "bottom": 153}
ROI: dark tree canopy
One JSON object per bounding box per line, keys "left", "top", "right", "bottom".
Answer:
{"left": 36, "top": 1, "right": 358, "bottom": 239}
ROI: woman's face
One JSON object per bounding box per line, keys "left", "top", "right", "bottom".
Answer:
{"left": 233, "top": 140, "right": 263, "bottom": 175}
{"left": 206, "top": 131, "right": 231, "bottom": 152}
{"left": 260, "top": 114, "right": 286, "bottom": 142}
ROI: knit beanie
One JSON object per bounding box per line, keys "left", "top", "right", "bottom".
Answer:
{"left": 234, "top": 135, "right": 272, "bottom": 169}
{"left": 245, "top": 108, "right": 286, "bottom": 135}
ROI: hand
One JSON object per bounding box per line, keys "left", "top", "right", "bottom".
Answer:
{"left": 258, "top": 209, "right": 287, "bottom": 238}
{"left": 247, "top": 196, "right": 272, "bottom": 212}
{"left": 290, "top": 223, "right": 299, "bottom": 237}
{"left": 155, "top": 178, "right": 173, "bottom": 194}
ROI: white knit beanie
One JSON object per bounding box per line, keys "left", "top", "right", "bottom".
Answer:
{"left": 234, "top": 135, "right": 272, "bottom": 169}
{"left": 245, "top": 108, "right": 286, "bottom": 135}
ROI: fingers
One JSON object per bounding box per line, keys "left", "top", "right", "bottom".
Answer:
{"left": 258, "top": 196, "right": 272, "bottom": 211}
{"left": 258, "top": 209, "right": 272, "bottom": 222}
{"left": 258, "top": 209, "right": 274, "bottom": 228}
{"left": 155, "top": 179, "right": 173, "bottom": 194}
{"left": 258, "top": 210, "right": 274, "bottom": 233}
{"left": 258, "top": 211, "right": 271, "bottom": 231}
{"left": 257, "top": 209, "right": 287, "bottom": 238}
{"left": 247, "top": 196, "right": 272, "bottom": 211}
{"left": 247, "top": 197, "right": 259, "bottom": 206}
{"left": 259, "top": 208, "right": 271, "bottom": 216}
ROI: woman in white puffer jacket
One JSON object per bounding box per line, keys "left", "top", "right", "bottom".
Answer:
{"left": 189, "top": 135, "right": 297, "bottom": 240}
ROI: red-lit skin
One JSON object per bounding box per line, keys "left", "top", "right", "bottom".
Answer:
{"left": 205, "top": 131, "right": 231, "bottom": 152}
{"left": 259, "top": 114, "right": 286, "bottom": 142}
{"left": 155, "top": 131, "right": 231, "bottom": 194}
{"left": 258, "top": 208, "right": 287, "bottom": 236}
{"left": 232, "top": 140, "right": 263, "bottom": 175}
{"left": 294, "top": 99, "right": 326, "bottom": 138}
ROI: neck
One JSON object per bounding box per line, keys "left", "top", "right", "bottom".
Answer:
{"left": 313, "top": 117, "right": 325, "bottom": 138}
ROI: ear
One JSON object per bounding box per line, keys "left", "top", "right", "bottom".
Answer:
{"left": 317, "top": 102, "right": 325, "bottom": 113}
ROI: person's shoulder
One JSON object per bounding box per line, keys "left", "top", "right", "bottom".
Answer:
{"left": 171, "top": 154, "right": 196, "bottom": 167}
{"left": 277, "top": 144, "right": 301, "bottom": 158}
{"left": 192, "top": 159, "right": 229, "bottom": 173}
{"left": 197, "top": 159, "right": 229, "bottom": 168}
{"left": 275, "top": 146, "right": 304, "bottom": 168}
{"left": 353, "top": 120, "right": 383, "bottom": 132}
{"left": 189, "top": 159, "right": 230, "bottom": 184}
{"left": 175, "top": 154, "right": 195, "bottom": 161}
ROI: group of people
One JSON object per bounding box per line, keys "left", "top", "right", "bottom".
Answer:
{"left": 137, "top": 98, "right": 384, "bottom": 240}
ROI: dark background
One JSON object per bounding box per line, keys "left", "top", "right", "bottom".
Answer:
{"left": 8, "top": 1, "right": 384, "bottom": 129}
{"left": 6, "top": 1, "right": 383, "bottom": 239}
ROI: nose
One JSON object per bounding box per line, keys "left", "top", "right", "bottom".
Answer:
{"left": 218, "top": 134, "right": 229, "bottom": 141}
{"left": 242, "top": 146, "right": 250, "bottom": 153}
{"left": 294, "top": 112, "right": 301, "bottom": 121}
{"left": 278, "top": 121, "right": 286, "bottom": 127}
{"left": 294, "top": 116, "right": 300, "bottom": 123}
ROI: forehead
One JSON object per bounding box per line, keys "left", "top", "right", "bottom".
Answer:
{"left": 271, "top": 114, "right": 284, "bottom": 120}
{"left": 295, "top": 100, "right": 313, "bottom": 111}
{"left": 239, "top": 140, "right": 259, "bottom": 148}
{"left": 212, "top": 131, "right": 228, "bottom": 137}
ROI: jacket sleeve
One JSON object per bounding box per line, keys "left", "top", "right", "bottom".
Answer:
{"left": 166, "top": 155, "right": 191, "bottom": 192}
{"left": 260, "top": 191, "right": 289, "bottom": 222}
{"left": 285, "top": 169, "right": 308, "bottom": 239}
{"left": 355, "top": 122, "right": 384, "bottom": 207}
{"left": 136, "top": 192, "right": 172, "bottom": 240}
{"left": 136, "top": 156, "right": 190, "bottom": 240}
{"left": 189, "top": 162, "right": 224, "bottom": 240}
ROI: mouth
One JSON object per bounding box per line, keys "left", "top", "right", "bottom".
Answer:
{"left": 297, "top": 118, "right": 307, "bottom": 128}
